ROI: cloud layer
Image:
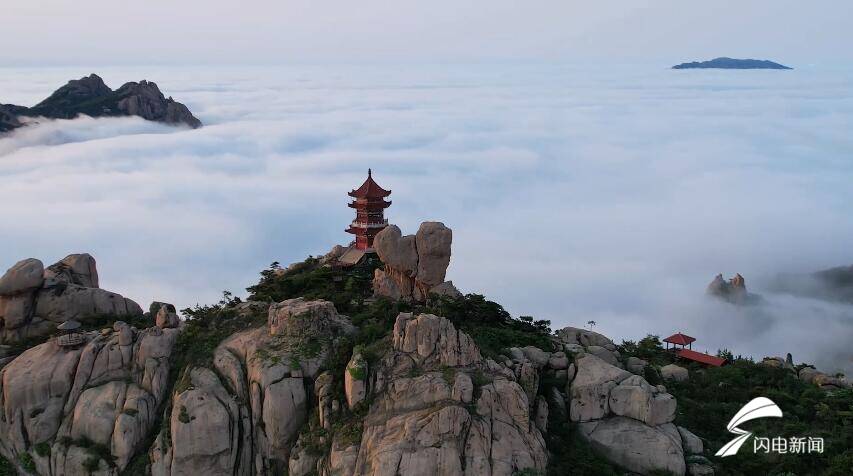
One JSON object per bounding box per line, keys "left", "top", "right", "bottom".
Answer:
{"left": 2, "top": 64, "right": 852, "bottom": 373}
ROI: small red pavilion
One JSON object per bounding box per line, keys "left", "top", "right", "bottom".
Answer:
{"left": 664, "top": 332, "right": 727, "bottom": 367}
{"left": 663, "top": 332, "right": 695, "bottom": 351}
{"left": 346, "top": 169, "right": 391, "bottom": 250}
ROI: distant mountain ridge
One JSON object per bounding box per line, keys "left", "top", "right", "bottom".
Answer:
{"left": 673, "top": 57, "right": 792, "bottom": 70}
{"left": 0, "top": 74, "right": 201, "bottom": 133}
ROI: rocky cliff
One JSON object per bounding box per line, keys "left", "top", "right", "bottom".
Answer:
{"left": 0, "top": 224, "right": 849, "bottom": 475}
{"left": 1, "top": 74, "right": 201, "bottom": 133}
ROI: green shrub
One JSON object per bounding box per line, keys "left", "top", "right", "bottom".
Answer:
{"left": 0, "top": 455, "right": 15, "bottom": 476}
{"left": 178, "top": 405, "right": 191, "bottom": 424}
{"left": 34, "top": 442, "right": 50, "bottom": 457}
{"left": 620, "top": 339, "right": 853, "bottom": 476}
{"left": 17, "top": 453, "right": 35, "bottom": 474}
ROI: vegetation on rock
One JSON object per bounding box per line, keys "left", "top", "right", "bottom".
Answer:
{"left": 620, "top": 335, "right": 853, "bottom": 475}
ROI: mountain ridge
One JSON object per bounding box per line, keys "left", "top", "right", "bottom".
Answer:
{"left": 0, "top": 74, "right": 201, "bottom": 133}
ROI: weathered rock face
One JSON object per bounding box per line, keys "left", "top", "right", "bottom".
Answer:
{"left": 372, "top": 222, "right": 459, "bottom": 302}
{"left": 0, "top": 254, "right": 142, "bottom": 344}
{"left": 556, "top": 325, "right": 700, "bottom": 476}
{"left": 154, "top": 298, "right": 355, "bottom": 475}
{"left": 332, "top": 312, "right": 547, "bottom": 476}
{"left": 0, "top": 322, "right": 179, "bottom": 475}
{"left": 268, "top": 297, "right": 355, "bottom": 338}
{"left": 345, "top": 349, "right": 367, "bottom": 409}
{"left": 579, "top": 417, "right": 686, "bottom": 476}
{"left": 114, "top": 81, "right": 202, "bottom": 128}
{"left": 44, "top": 253, "right": 99, "bottom": 288}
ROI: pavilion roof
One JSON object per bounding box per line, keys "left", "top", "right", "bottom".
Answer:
{"left": 676, "top": 348, "right": 727, "bottom": 367}
{"left": 57, "top": 320, "right": 81, "bottom": 331}
{"left": 663, "top": 332, "right": 696, "bottom": 346}
{"left": 349, "top": 169, "right": 391, "bottom": 199}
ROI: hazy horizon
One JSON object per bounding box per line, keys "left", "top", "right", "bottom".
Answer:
{"left": 2, "top": 62, "right": 853, "bottom": 376}
{"left": 4, "top": 1, "right": 853, "bottom": 65}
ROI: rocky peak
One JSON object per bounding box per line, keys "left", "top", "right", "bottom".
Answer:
{"left": 706, "top": 272, "right": 754, "bottom": 304}
{"left": 30, "top": 74, "right": 113, "bottom": 117}
{"left": 2, "top": 73, "right": 202, "bottom": 132}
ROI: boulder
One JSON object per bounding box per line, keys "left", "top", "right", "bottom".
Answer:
{"left": 156, "top": 306, "right": 180, "bottom": 329}
{"left": 150, "top": 301, "right": 176, "bottom": 316}
{"left": 373, "top": 222, "right": 454, "bottom": 303}
{"left": 0, "top": 258, "right": 44, "bottom": 295}
{"left": 521, "top": 346, "right": 551, "bottom": 368}
{"left": 44, "top": 253, "right": 99, "bottom": 288}
{"left": 627, "top": 356, "right": 648, "bottom": 374}
{"left": 415, "top": 222, "right": 452, "bottom": 287}
{"left": 374, "top": 225, "right": 419, "bottom": 277}
{"left": 661, "top": 364, "right": 689, "bottom": 382}
{"left": 548, "top": 351, "right": 569, "bottom": 370}
{"left": 678, "top": 426, "right": 704, "bottom": 454}
{"left": 569, "top": 354, "right": 631, "bottom": 422}
{"left": 586, "top": 345, "right": 620, "bottom": 366}
{"left": 33, "top": 284, "right": 142, "bottom": 324}
{"left": 556, "top": 326, "right": 613, "bottom": 348}
{"left": 608, "top": 375, "right": 676, "bottom": 426}
{"left": 579, "top": 417, "right": 686, "bottom": 476}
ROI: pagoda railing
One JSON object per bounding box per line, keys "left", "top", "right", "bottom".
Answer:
{"left": 350, "top": 219, "right": 388, "bottom": 229}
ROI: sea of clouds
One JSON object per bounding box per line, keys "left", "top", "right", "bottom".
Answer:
{"left": 1, "top": 63, "right": 852, "bottom": 373}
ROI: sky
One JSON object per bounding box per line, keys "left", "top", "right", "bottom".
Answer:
{"left": 3, "top": 1, "right": 853, "bottom": 65}
{"left": 2, "top": 64, "right": 853, "bottom": 376}
{"left": 2, "top": 2, "right": 853, "bottom": 374}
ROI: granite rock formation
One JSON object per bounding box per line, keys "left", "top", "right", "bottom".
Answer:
{"left": 372, "top": 222, "right": 461, "bottom": 302}
{"left": 706, "top": 273, "right": 760, "bottom": 304}
{"left": 0, "top": 316, "right": 179, "bottom": 474}
{"left": 0, "top": 254, "right": 142, "bottom": 344}
{"left": 1, "top": 74, "right": 201, "bottom": 132}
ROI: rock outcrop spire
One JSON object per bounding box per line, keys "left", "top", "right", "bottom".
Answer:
{"left": 372, "top": 222, "right": 461, "bottom": 302}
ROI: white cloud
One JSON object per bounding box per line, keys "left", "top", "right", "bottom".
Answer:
{"left": 2, "top": 64, "right": 853, "bottom": 374}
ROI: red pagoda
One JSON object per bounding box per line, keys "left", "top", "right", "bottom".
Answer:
{"left": 346, "top": 169, "right": 391, "bottom": 250}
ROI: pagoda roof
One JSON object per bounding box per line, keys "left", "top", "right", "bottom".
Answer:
{"left": 663, "top": 333, "right": 696, "bottom": 346}
{"left": 348, "top": 169, "right": 391, "bottom": 198}
{"left": 676, "top": 348, "right": 727, "bottom": 367}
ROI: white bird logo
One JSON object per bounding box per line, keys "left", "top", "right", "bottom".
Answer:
{"left": 715, "top": 397, "right": 783, "bottom": 457}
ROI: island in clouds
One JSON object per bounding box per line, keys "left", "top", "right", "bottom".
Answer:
{"left": 673, "top": 57, "right": 792, "bottom": 70}
{"left": 0, "top": 73, "right": 201, "bottom": 133}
